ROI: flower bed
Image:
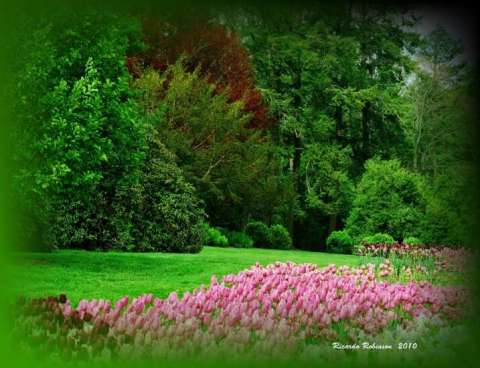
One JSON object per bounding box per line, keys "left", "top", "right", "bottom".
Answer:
{"left": 358, "top": 243, "right": 470, "bottom": 268}
{"left": 12, "top": 262, "right": 469, "bottom": 362}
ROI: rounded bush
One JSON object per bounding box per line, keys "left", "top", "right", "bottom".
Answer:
{"left": 361, "top": 233, "right": 395, "bottom": 245}
{"left": 123, "top": 135, "right": 206, "bottom": 254}
{"left": 245, "top": 221, "right": 271, "bottom": 248}
{"left": 205, "top": 226, "right": 228, "bottom": 247}
{"left": 269, "top": 224, "right": 292, "bottom": 250}
{"left": 345, "top": 159, "right": 426, "bottom": 241}
{"left": 403, "top": 236, "right": 422, "bottom": 246}
{"left": 326, "top": 230, "right": 354, "bottom": 254}
{"left": 227, "top": 231, "right": 254, "bottom": 248}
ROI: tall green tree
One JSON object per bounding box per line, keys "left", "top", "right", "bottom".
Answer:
{"left": 406, "top": 26, "right": 469, "bottom": 176}
{"left": 134, "top": 62, "right": 294, "bottom": 230}
{"left": 236, "top": 5, "right": 417, "bottom": 249}
{"left": 404, "top": 26, "right": 477, "bottom": 245}
{"left": 13, "top": 13, "right": 147, "bottom": 249}
{"left": 13, "top": 12, "right": 207, "bottom": 252}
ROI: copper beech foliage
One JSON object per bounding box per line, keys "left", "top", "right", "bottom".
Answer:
{"left": 126, "top": 20, "right": 271, "bottom": 129}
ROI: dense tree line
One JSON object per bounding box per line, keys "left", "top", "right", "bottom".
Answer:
{"left": 11, "top": 4, "right": 478, "bottom": 252}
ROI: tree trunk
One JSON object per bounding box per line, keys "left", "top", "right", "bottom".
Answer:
{"left": 290, "top": 69, "right": 303, "bottom": 248}
{"left": 361, "top": 101, "right": 371, "bottom": 160}
{"left": 291, "top": 134, "right": 303, "bottom": 248}
{"left": 328, "top": 214, "right": 337, "bottom": 236}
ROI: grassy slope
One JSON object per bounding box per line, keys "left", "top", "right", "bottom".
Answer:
{"left": 8, "top": 247, "right": 361, "bottom": 304}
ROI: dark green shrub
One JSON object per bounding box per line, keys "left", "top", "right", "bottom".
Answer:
{"left": 13, "top": 12, "right": 150, "bottom": 251}
{"left": 245, "top": 221, "right": 292, "bottom": 249}
{"left": 24, "top": 55, "right": 148, "bottom": 250}
{"left": 361, "top": 233, "right": 395, "bottom": 245}
{"left": 245, "top": 221, "right": 271, "bottom": 248}
{"left": 403, "top": 236, "right": 422, "bottom": 246}
{"left": 121, "top": 133, "right": 207, "bottom": 253}
{"left": 227, "top": 231, "right": 253, "bottom": 248}
{"left": 269, "top": 224, "right": 292, "bottom": 250}
{"left": 204, "top": 225, "right": 228, "bottom": 247}
{"left": 326, "top": 230, "right": 354, "bottom": 254}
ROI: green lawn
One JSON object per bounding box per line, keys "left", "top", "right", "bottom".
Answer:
{"left": 8, "top": 247, "right": 361, "bottom": 304}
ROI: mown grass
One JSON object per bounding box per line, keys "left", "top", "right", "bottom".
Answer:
{"left": 7, "top": 247, "right": 361, "bottom": 304}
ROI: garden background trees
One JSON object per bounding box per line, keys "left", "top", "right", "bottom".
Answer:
{"left": 11, "top": 3, "right": 478, "bottom": 252}
{"left": 233, "top": 4, "right": 420, "bottom": 249}
{"left": 404, "top": 26, "right": 477, "bottom": 245}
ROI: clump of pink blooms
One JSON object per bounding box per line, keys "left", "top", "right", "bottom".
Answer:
{"left": 13, "top": 262, "right": 468, "bottom": 361}
{"left": 358, "top": 242, "right": 433, "bottom": 258}
{"left": 434, "top": 247, "right": 472, "bottom": 273}
{"left": 359, "top": 243, "right": 471, "bottom": 269}
{"left": 378, "top": 259, "right": 394, "bottom": 277}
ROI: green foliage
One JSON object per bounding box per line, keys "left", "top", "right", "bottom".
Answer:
{"left": 245, "top": 221, "right": 271, "bottom": 248}
{"left": 269, "top": 224, "right": 293, "bottom": 250}
{"left": 13, "top": 12, "right": 206, "bottom": 253}
{"left": 134, "top": 64, "right": 290, "bottom": 230}
{"left": 245, "top": 221, "right": 292, "bottom": 249}
{"left": 362, "top": 233, "right": 395, "bottom": 245}
{"left": 13, "top": 13, "right": 134, "bottom": 249}
{"left": 14, "top": 15, "right": 147, "bottom": 249}
{"left": 302, "top": 144, "right": 354, "bottom": 217}
{"left": 346, "top": 159, "right": 426, "bottom": 241}
{"left": 204, "top": 225, "right": 229, "bottom": 248}
{"left": 326, "top": 230, "right": 354, "bottom": 254}
{"left": 403, "top": 236, "right": 422, "bottom": 246}
{"left": 120, "top": 131, "right": 206, "bottom": 253}
{"left": 420, "top": 167, "right": 477, "bottom": 246}
{"left": 237, "top": 7, "right": 416, "bottom": 250}
{"left": 225, "top": 231, "right": 253, "bottom": 248}
{"left": 403, "top": 25, "right": 476, "bottom": 246}
{"left": 10, "top": 7, "right": 476, "bottom": 252}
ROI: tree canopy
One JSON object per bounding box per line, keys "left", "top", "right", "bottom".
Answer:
{"left": 10, "top": 4, "right": 478, "bottom": 252}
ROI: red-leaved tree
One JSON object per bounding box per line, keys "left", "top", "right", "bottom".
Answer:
{"left": 127, "top": 20, "right": 270, "bottom": 129}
